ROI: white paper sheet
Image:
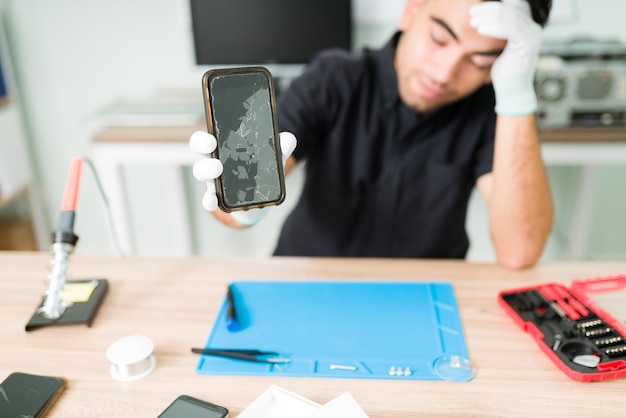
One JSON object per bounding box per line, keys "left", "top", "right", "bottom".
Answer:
{"left": 238, "top": 386, "right": 369, "bottom": 418}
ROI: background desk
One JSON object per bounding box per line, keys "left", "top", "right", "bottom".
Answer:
{"left": 91, "top": 124, "right": 204, "bottom": 256}
{"left": 1, "top": 252, "right": 625, "bottom": 417}
{"left": 539, "top": 128, "right": 626, "bottom": 260}
{"left": 91, "top": 125, "right": 626, "bottom": 258}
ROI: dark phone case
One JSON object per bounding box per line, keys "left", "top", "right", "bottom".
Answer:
{"left": 498, "top": 275, "right": 626, "bottom": 382}
{"left": 201, "top": 66, "right": 286, "bottom": 212}
{"left": 0, "top": 372, "right": 67, "bottom": 417}
{"left": 158, "top": 394, "right": 229, "bottom": 418}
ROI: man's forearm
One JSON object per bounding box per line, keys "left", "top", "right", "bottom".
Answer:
{"left": 486, "top": 114, "right": 554, "bottom": 269}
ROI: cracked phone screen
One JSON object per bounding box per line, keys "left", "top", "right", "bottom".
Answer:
{"left": 209, "top": 71, "right": 283, "bottom": 210}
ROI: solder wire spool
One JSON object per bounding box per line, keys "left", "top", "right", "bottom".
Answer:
{"left": 106, "top": 335, "right": 156, "bottom": 381}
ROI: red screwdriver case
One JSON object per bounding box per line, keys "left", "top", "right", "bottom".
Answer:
{"left": 498, "top": 274, "right": 626, "bottom": 382}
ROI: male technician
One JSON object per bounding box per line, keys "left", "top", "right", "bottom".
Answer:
{"left": 190, "top": 0, "right": 554, "bottom": 269}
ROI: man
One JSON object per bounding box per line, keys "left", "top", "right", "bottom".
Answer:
{"left": 191, "top": 0, "right": 554, "bottom": 269}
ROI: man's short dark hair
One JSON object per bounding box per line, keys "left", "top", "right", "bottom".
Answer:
{"left": 486, "top": 0, "right": 552, "bottom": 27}
{"left": 526, "top": 0, "right": 552, "bottom": 27}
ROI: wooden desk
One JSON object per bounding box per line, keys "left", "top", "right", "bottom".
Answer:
{"left": 1, "top": 252, "right": 625, "bottom": 417}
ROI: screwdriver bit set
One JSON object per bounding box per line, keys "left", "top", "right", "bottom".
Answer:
{"left": 499, "top": 275, "right": 626, "bottom": 382}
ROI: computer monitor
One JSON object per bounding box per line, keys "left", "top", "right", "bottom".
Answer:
{"left": 189, "top": 0, "right": 352, "bottom": 77}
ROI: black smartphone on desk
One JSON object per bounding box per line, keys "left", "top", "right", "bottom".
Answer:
{"left": 0, "top": 372, "right": 67, "bottom": 417}
{"left": 158, "top": 394, "right": 229, "bottom": 418}
{"left": 202, "top": 67, "right": 286, "bottom": 212}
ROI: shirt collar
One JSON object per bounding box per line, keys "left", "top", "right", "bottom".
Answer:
{"left": 374, "top": 31, "right": 403, "bottom": 112}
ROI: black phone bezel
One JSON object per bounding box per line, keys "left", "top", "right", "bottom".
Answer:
{"left": 201, "top": 66, "right": 286, "bottom": 213}
{"left": 158, "top": 394, "right": 229, "bottom": 418}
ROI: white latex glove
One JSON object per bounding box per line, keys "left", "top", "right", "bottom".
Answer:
{"left": 190, "top": 131, "right": 297, "bottom": 225}
{"left": 469, "top": 0, "right": 543, "bottom": 116}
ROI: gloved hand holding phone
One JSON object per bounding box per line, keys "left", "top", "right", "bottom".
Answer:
{"left": 190, "top": 130, "right": 297, "bottom": 226}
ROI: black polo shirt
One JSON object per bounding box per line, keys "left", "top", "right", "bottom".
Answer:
{"left": 274, "top": 32, "right": 496, "bottom": 258}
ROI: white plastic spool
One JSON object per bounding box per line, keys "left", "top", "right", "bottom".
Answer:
{"left": 106, "top": 335, "right": 156, "bottom": 381}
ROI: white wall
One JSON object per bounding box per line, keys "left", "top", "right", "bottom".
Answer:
{"left": 1, "top": 0, "right": 625, "bottom": 261}
{"left": 3, "top": 0, "right": 197, "bottom": 255}
{"left": 0, "top": 5, "right": 29, "bottom": 200}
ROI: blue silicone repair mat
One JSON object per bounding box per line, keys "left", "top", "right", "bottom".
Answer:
{"left": 195, "top": 281, "right": 472, "bottom": 380}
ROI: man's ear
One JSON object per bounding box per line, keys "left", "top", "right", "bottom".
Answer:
{"left": 399, "top": 0, "right": 425, "bottom": 31}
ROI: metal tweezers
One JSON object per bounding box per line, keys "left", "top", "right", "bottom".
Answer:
{"left": 191, "top": 348, "right": 291, "bottom": 364}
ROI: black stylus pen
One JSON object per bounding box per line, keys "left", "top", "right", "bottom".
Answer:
{"left": 226, "top": 285, "right": 240, "bottom": 332}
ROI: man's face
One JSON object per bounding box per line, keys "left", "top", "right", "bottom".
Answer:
{"left": 395, "top": 0, "right": 507, "bottom": 112}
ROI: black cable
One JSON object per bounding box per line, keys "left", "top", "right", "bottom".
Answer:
{"left": 82, "top": 157, "right": 125, "bottom": 257}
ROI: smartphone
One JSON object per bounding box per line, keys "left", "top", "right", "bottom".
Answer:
{"left": 158, "top": 394, "right": 229, "bottom": 418}
{"left": 202, "top": 67, "right": 286, "bottom": 212}
{"left": 0, "top": 372, "right": 67, "bottom": 417}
